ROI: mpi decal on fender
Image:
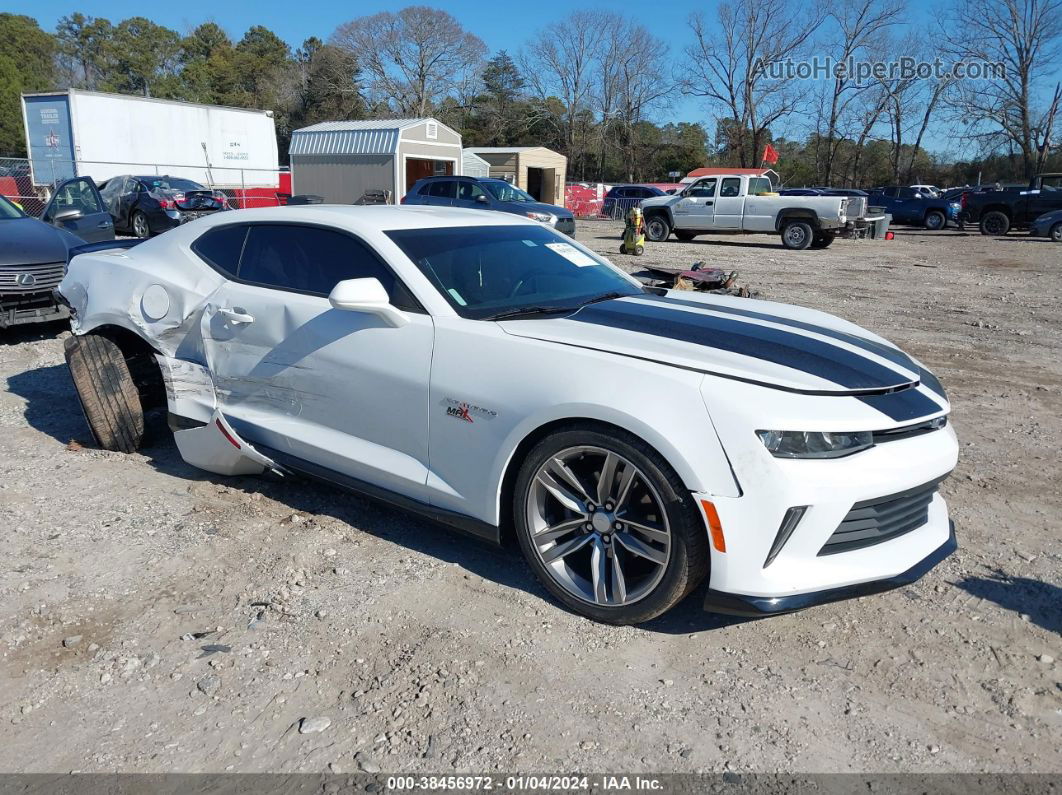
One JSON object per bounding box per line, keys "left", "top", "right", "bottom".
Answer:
{"left": 442, "top": 397, "right": 498, "bottom": 424}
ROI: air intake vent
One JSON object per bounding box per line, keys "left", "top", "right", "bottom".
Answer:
{"left": 819, "top": 475, "right": 949, "bottom": 556}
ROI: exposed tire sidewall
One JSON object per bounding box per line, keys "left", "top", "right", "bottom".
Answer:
{"left": 645, "top": 215, "right": 671, "bottom": 242}
{"left": 782, "top": 221, "right": 814, "bottom": 250}
{"left": 924, "top": 211, "right": 945, "bottom": 230}
{"left": 513, "top": 426, "right": 708, "bottom": 625}
{"left": 1051, "top": 223, "right": 1062, "bottom": 243}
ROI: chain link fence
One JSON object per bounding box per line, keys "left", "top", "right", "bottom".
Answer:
{"left": 0, "top": 156, "right": 290, "bottom": 218}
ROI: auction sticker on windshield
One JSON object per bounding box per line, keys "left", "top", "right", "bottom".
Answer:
{"left": 545, "top": 242, "right": 597, "bottom": 267}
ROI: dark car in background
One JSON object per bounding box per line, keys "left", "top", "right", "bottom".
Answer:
{"left": 961, "top": 173, "right": 1062, "bottom": 235}
{"left": 99, "top": 175, "right": 229, "bottom": 238}
{"left": 403, "top": 176, "right": 575, "bottom": 236}
{"left": 1, "top": 177, "right": 114, "bottom": 328}
{"left": 866, "top": 186, "right": 960, "bottom": 230}
{"left": 1030, "top": 208, "right": 1062, "bottom": 242}
{"left": 602, "top": 184, "right": 667, "bottom": 218}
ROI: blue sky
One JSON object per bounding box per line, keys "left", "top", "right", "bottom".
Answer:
{"left": 12, "top": 0, "right": 956, "bottom": 153}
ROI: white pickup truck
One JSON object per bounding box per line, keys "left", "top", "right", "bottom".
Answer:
{"left": 638, "top": 174, "right": 879, "bottom": 250}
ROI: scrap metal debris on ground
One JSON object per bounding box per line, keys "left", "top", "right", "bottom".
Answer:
{"left": 636, "top": 262, "right": 760, "bottom": 298}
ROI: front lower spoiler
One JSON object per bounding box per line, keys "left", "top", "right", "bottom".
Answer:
{"left": 703, "top": 522, "right": 957, "bottom": 617}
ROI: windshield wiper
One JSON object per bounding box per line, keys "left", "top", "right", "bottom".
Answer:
{"left": 577, "top": 291, "right": 629, "bottom": 308}
{"left": 485, "top": 305, "right": 578, "bottom": 321}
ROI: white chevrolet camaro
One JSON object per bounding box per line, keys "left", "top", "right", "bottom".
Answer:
{"left": 58, "top": 206, "right": 958, "bottom": 624}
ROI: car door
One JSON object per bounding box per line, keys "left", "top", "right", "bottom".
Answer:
{"left": 1026, "top": 175, "right": 1062, "bottom": 223}
{"left": 197, "top": 222, "right": 435, "bottom": 499}
{"left": 713, "top": 176, "right": 745, "bottom": 229}
{"left": 111, "top": 177, "right": 139, "bottom": 230}
{"left": 894, "top": 187, "right": 919, "bottom": 223}
{"left": 41, "top": 177, "right": 115, "bottom": 243}
{"left": 672, "top": 178, "right": 718, "bottom": 228}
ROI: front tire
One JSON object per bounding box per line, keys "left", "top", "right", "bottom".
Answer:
{"left": 513, "top": 426, "right": 709, "bottom": 624}
{"left": 644, "top": 215, "right": 671, "bottom": 242}
{"left": 1051, "top": 223, "right": 1062, "bottom": 243}
{"left": 980, "top": 210, "right": 1010, "bottom": 236}
{"left": 924, "top": 210, "right": 946, "bottom": 230}
{"left": 64, "top": 334, "right": 145, "bottom": 453}
{"left": 781, "top": 220, "right": 814, "bottom": 250}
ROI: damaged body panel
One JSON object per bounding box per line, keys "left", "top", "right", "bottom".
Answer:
{"left": 58, "top": 205, "right": 958, "bottom": 625}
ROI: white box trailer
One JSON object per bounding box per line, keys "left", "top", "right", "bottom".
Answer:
{"left": 21, "top": 89, "right": 279, "bottom": 188}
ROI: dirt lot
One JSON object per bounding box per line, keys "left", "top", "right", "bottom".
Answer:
{"left": 0, "top": 221, "right": 1059, "bottom": 775}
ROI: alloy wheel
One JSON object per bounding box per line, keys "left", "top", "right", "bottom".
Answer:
{"left": 525, "top": 446, "right": 671, "bottom": 607}
{"left": 132, "top": 213, "right": 149, "bottom": 238}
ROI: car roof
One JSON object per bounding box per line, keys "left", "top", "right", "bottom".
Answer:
{"left": 180, "top": 204, "right": 542, "bottom": 233}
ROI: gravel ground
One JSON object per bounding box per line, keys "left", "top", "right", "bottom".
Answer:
{"left": 0, "top": 220, "right": 1059, "bottom": 774}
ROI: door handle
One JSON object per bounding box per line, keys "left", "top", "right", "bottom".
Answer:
{"left": 97, "top": 221, "right": 112, "bottom": 228}
{"left": 704, "top": 201, "right": 714, "bottom": 206}
{"left": 219, "top": 308, "right": 254, "bottom": 325}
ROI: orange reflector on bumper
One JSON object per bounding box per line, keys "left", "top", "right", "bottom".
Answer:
{"left": 701, "top": 500, "right": 726, "bottom": 552}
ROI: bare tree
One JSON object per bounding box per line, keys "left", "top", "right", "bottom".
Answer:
{"left": 332, "top": 6, "right": 486, "bottom": 117}
{"left": 520, "top": 11, "right": 608, "bottom": 177}
{"left": 816, "top": 0, "right": 905, "bottom": 184}
{"left": 681, "top": 0, "right": 825, "bottom": 167}
{"left": 610, "top": 21, "right": 673, "bottom": 181}
{"left": 941, "top": 0, "right": 1062, "bottom": 176}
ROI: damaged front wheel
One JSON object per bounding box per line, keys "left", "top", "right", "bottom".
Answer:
{"left": 64, "top": 334, "right": 145, "bottom": 453}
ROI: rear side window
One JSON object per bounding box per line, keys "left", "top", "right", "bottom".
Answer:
{"left": 192, "top": 225, "right": 247, "bottom": 277}
{"left": 427, "top": 181, "right": 456, "bottom": 199}
{"left": 748, "top": 177, "right": 772, "bottom": 195}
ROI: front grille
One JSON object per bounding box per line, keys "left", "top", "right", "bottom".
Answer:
{"left": 819, "top": 475, "right": 948, "bottom": 556}
{"left": 0, "top": 262, "right": 65, "bottom": 294}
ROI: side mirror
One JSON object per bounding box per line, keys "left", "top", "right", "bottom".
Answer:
{"left": 328, "top": 278, "right": 409, "bottom": 328}
{"left": 54, "top": 208, "right": 83, "bottom": 222}
{"left": 475, "top": 194, "right": 488, "bottom": 203}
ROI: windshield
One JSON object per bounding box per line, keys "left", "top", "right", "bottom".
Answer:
{"left": 0, "top": 195, "right": 25, "bottom": 219}
{"left": 137, "top": 177, "right": 207, "bottom": 192}
{"left": 482, "top": 181, "right": 536, "bottom": 203}
{"left": 386, "top": 225, "right": 642, "bottom": 320}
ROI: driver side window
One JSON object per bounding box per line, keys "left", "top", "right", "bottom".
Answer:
{"left": 687, "top": 179, "right": 717, "bottom": 198}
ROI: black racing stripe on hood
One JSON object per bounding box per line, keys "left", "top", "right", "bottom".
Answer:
{"left": 918, "top": 367, "right": 947, "bottom": 400}
{"left": 572, "top": 299, "right": 915, "bottom": 390}
{"left": 638, "top": 294, "right": 918, "bottom": 373}
{"left": 858, "top": 388, "right": 946, "bottom": 422}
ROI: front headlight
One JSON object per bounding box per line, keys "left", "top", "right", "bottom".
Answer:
{"left": 526, "top": 211, "right": 554, "bottom": 223}
{"left": 756, "top": 429, "right": 873, "bottom": 459}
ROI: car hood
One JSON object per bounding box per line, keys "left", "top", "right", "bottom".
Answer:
{"left": 640, "top": 195, "right": 678, "bottom": 209}
{"left": 500, "top": 292, "right": 931, "bottom": 396}
{"left": 503, "top": 200, "right": 573, "bottom": 219}
{"left": 0, "top": 217, "right": 76, "bottom": 267}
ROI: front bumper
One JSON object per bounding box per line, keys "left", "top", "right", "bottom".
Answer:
{"left": 1, "top": 295, "right": 68, "bottom": 328}
{"left": 704, "top": 523, "right": 956, "bottom": 615}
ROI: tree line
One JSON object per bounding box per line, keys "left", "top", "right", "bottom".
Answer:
{"left": 1, "top": 1, "right": 1060, "bottom": 187}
